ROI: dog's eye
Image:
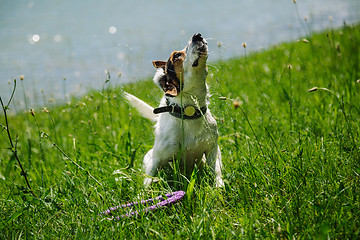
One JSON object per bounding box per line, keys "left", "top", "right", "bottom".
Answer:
{"left": 173, "top": 52, "right": 182, "bottom": 60}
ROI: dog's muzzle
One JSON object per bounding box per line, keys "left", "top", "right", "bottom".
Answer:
{"left": 189, "top": 33, "right": 207, "bottom": 67}
{"left": 192, "top": 33, "right": 203, "bottom": 42}
{"left": 191, "top": 33, "right": 207, "bottom": 50}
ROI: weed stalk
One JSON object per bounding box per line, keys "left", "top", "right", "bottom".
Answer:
{"left": 179, "top": 72, "right": 187, "bottom": 179}
{"left": 309, "top": 87, "right": 356, "bottom": 148}
{"left": 243, "top": 42, "right": 274, "bottom": 118}
{"left": 292, "top": 0, "right": 310, "bottom": 37}
{"left": 41, "top": 131, "right": 103, "bottom": 186}
{"left": 288, "top": 64, "right": 293, "bottom": 130}
{"left": 20, "top": 76, "right": 29, "bottom": 111}
{"left": 0, "top": 80, "right": 36, "bottom": 197}
{"left": 237, "top": 102, "right": 266, "bottom": 158}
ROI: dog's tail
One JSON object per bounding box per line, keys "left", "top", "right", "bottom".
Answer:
{"left": 124, "top": 92, "right": 158, "bottom": 122}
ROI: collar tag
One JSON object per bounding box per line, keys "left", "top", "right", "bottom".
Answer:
{"left": 184, "top": 106, "right": 196, "bottom": 117}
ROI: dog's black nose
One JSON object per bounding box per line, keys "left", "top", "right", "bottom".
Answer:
{"left": 192, "top": 33, "right": 203, "bottom": 42}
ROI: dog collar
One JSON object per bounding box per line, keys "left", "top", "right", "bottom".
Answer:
{"left": 153, "top": 99, "right": 207, "bottom": 120}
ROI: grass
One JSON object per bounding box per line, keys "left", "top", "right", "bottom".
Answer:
{"left": 1, "top": 21, "right": 360, "bottom": 239}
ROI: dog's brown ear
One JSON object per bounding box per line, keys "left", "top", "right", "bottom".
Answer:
{"left": 153, "top": 61, "right": 167, "bottom": 68}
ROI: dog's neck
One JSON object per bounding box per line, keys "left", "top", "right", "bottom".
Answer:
{"left": 168, "top": 81, "right": 208, "bottom": 108}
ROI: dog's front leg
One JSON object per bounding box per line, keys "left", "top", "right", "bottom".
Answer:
{"left": 143, "top": 149, "right": 157, "bottom": 185}
{"left": 143, "top": 143, "right": 178, "bottom": 186}
{"left": 206, "top": 145, "right": 224, "bottom": 187}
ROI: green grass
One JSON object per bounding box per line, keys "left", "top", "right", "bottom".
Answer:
{"left": 1, "top": 23, "right": 360, "bottom": 239}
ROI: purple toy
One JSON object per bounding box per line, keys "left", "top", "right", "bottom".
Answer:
{"left": 99, "top": 191, "right": 186, "bottom": 220}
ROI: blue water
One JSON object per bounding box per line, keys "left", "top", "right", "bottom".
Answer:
{"left": 0, "top": 0, "right": 359, "bottom": 109}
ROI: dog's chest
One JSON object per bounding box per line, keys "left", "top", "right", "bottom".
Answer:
{"left": 157, "top": 112, "right": 218, "bottom": 160}
{"left": 183, "top": 119, "right": 214, "bottom": 147}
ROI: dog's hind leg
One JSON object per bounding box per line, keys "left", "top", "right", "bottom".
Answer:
{"left": 206, "top": 145, "right": 224, "bottom": 187}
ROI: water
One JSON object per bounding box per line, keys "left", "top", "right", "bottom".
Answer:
{"left": 0, "top": 0, "right": 359, "bottom": 110}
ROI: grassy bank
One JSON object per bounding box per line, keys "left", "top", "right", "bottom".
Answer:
{"left": 1, "top": 23, "right": 360, "bottom": 239}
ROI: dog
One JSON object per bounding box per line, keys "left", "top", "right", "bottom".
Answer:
{"left": 125, "top": 33, "right": 223, "bottom": 187}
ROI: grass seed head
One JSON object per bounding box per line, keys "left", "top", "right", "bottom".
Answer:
{"left": 308, "top": 87, "right": 318, "bottom": 92}
{"left": 336, "top": 43, "right": 341, "bottom": 51}
{"left": 302, "top": 39, "right": 309, "bottom": 43}
{"left": 242, "top": 42, "right": 247, "bottom": 48}
{"left": 233, "top": 100, "right": 241, "bottom": 109}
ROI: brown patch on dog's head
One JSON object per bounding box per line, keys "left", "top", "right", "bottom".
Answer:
{"left": 153, "top": 50, "right": 186, "bottom": 97}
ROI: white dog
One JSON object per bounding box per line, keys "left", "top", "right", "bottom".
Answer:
{"left": 125, "top": 33, "right": 223, "bottom": 187}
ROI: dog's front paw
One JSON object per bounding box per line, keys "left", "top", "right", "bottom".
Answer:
{"left": 143, "top": 177, "right": 153, "bottom": 186}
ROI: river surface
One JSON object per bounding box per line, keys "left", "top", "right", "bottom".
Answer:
{"left": 0, "top": 0, "right": 359, "bottom": 109}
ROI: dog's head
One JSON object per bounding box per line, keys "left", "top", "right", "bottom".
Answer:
{"left": 153, "top": 33, "right": 208, "bottom": 97}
